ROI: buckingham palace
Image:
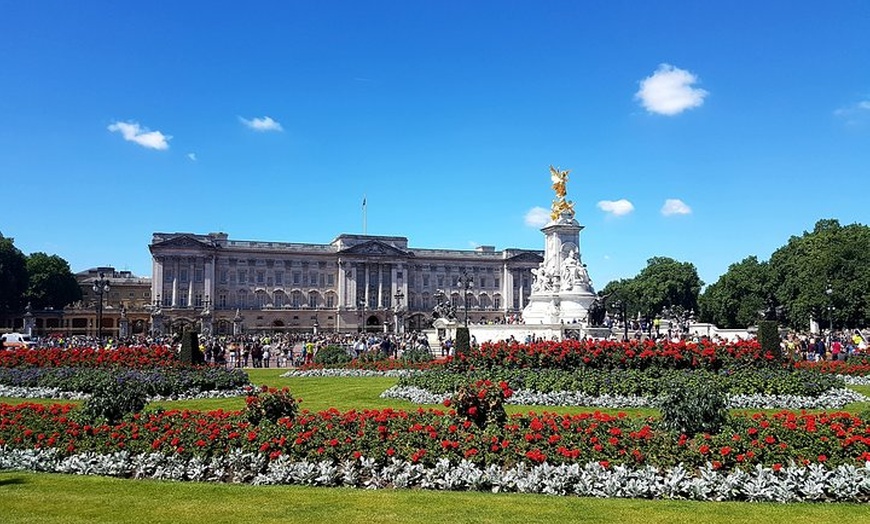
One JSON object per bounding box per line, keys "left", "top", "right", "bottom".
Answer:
{"left": 149, "top": 232, "right": 543, "bottom": 335}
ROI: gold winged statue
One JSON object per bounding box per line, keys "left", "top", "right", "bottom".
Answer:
{"left": 549, "top": 165, "right": 575, "bottom": 220}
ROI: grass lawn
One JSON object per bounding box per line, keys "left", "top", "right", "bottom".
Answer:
{"left": 3, "top": 368, "right": 867, "bottom": 418}
{"left": 0, "top": 470, "right": 867, "bottom": 524}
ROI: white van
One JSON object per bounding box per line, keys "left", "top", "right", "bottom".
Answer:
{"left": 1, "top": 333, "right": 36, "bottom": 349}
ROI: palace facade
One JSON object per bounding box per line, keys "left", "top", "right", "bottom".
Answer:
{"left": 149, "top": 232, "right": 543, "bottom": 334}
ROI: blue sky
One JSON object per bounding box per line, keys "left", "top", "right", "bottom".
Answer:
{"left": 2, "top": 1, "right": 868, "bottom": 290}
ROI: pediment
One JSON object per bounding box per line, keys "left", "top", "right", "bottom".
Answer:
{"left": 339, "top": 240, "right": 409, "bottom": 257}
{"left": 506, "top": 251, "right": 544, "bottom": 263}
{"left": 151, "top": 235, "right": 212, "bottom": 251}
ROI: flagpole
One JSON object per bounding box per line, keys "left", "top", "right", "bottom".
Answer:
{"left": 362, "top": 195, "right": 367, "bottom": 235}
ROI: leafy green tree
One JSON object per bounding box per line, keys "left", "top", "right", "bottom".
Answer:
{"left": 699, "top": 256, "right": 771, "bottom": 328}
{"left": 770, "top": 219, "right": 870, "bottom": 330}
{"left": 600, "top": 257, "right": 703, "bottom": 320}
{"left": 632, "top": 257, "right": 703, "bottom": 318}
{"left": 0, "top": 233, "right": 28, "bottom": 313}
{"left": 25, "top": 252, "right": 82, "bottom": 310}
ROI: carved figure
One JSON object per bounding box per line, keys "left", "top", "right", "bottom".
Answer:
{"left": 561, "top": 250, "right": 581, "bottom": 291}
{"left": 549, "top": 165, "right": 576, "bottom": 220}
{"left": 531, "top": 262, "right": 554, "bottom": 293}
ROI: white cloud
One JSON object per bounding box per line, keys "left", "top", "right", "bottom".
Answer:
{"left": 107, "top": 121, "right": 171, "bottom": 150}
{"left": 661, "top": 198, "right": 692, "bottom": 216}
{"left": 834, "top": 99, "right": 870, "bottom": 123}
{"left": 187, "top": 153, "right": 197, "bottom": 161}
{"left": 524, "top": 207, "right": 551, "bottom": 227}
{"left": 239, "top": 116, "right": 283, "bottom": 132}
{"left": 635, "top": 64, "right": 708, "bottom": 116}
{"left": 597, "top": 199, "right": 634, "bottom": 217}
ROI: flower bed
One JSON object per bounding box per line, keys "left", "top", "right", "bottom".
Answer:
{"left": 0, "top": 401, "right": 868, "bottom": 501}
{"left": 0, "top": 346, "right": 250, "bottom": 399}
{"left": 380, "top": 385, "right": 868, "bottom": 410}
{"left": 2, "top": 449, "right": 868, "bottom": 502}
{"left": 460, "top": 339, "right": 781, "bottom": 371}
{"left": 0, "top": 366, "right": 249, "bottom": 398}
{"left": 2, "top": 403, "right": 867, "bottom": 470}
{"left": 0, "top": 346, "right": 180, "bottom": 369}
{"left": 398, "top": 368, "right": 844, "bottom": 398}
{"left": 796, "top": 359, "right": 870, "bottom": 376}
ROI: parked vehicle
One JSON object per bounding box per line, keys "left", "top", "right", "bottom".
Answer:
{"left": 1, "top": 333, "right": 36, "bottom": 349}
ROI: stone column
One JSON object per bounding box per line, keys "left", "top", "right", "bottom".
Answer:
{"left": 152, "top": 256, "right": 164, "bottom": 308}
{"left": 171, "top": 258, "right": 179, "bottom": 307}
{"left": 364, "top": 263, "right": 370, "bottom": 307}
{"left": 337, "top": 258, "right": 346, "bottom": 308}
{"left": 377, "top": 264, "right": 384, "bottom": 308}
{"left": 503, "top": 264, "right": 513, "bottom": 314}
{"left": 188, "top": 258, "right": 194, "bottom": 308}
{"left": 205, "top": 256, "right": 215, "bottom": 306}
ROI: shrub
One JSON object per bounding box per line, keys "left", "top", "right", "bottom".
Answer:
{"left": 313, "top": 345, "right": 352, "bottom": 366}
{"left": 78, "top": 377, "right": 148, "bottom": 425}
{"left": 658, "top": 380, "right": 728, "bottom": 437}
{"left": 757, "top": 320, "right": 782, "bottom": 363}
{"left": 447, "top": 379, "right": 512, "bottom": 428}
{"left": 179, "top": 330, "right": 203, "bottom": 365}
{"left": 455, "top": 328, "right": 470, "bottom": 357}
{"left": 357, "top": 348, "right": 388, "bottom": 363}
{"left": 401, "top": 346, "right": 433, "bottom": 364}
{"left": 244, "top": 386, "right": 298, "bottom": 425}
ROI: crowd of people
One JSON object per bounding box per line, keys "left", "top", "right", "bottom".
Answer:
{"left": 16, "top": 322, "right": 869, "bottom": 368}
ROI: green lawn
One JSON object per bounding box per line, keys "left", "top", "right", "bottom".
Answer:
{"left": 4, "top": 368, "right": 867, "bottom": 418}
{"left": 0, "top": 471, "right": 867, "bottom": 524}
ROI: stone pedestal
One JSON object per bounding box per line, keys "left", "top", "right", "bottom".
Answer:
{"left": 150, "top": 308, "right": 165, "bottom": 336}
{"left": 232, "top": 309, "right": 244, "bottom": 335}
{"left": 522, "top": 210, "right": 596, "bottom": 325}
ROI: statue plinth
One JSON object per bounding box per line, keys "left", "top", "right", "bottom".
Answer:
{"left": 522, "top": 174, "right": 597, "bottom": 326}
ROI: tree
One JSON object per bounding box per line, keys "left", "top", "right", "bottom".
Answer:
{"left": 0, "top": 233, "right": 28, "bottom": 313}
{"left": 25, "top": 252, "right": 82, "bottom": 310}
{"left": 699, "top": 256, "right": 771, "bottom": 328}
{"left": 631, "top": 257, "right": 703, "bottom": 318}
{"left": 769, "top": 219, "right": 870, "bottom": 330}
{"left": 600, "top": 257, "right": 703, "bottom": 320}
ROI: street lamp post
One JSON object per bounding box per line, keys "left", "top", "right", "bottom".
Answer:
{"left": 458, "top": 269, "right": 474, "bottom": 327}
{"left": 393, "top": 290, "right": 404, "bottom": 334}
{"left": 826, "top": 283, "right": 833, "bottom": 341}
{"left": 93, "top": 272, "right": 110, "bottom": 342}
{"left": 612, "top": 300, "right": 628, "bottom": 341}
{"left": 358, "top": 298, "right": 366, "bottom": 333}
